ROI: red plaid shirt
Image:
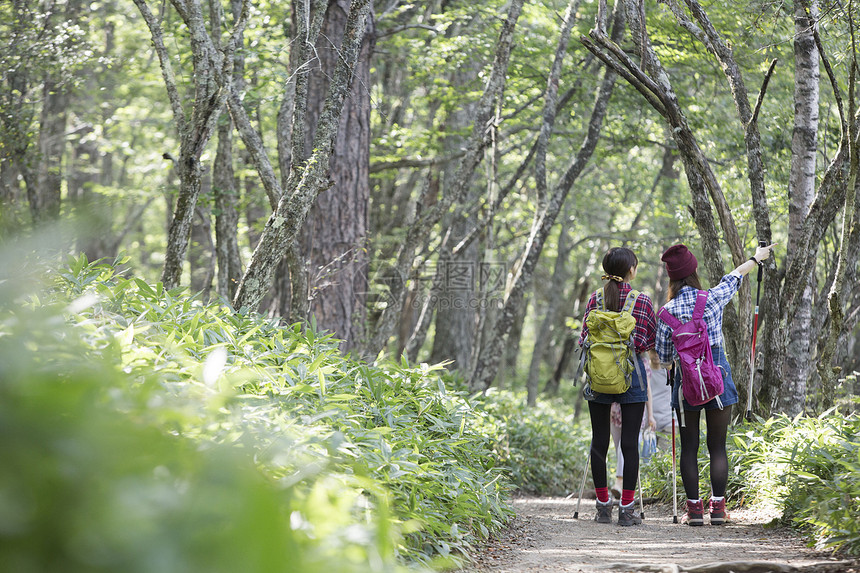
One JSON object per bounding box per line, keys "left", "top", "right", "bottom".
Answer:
{"left": 578, "top": 283, "right": 657, "bottom": 354}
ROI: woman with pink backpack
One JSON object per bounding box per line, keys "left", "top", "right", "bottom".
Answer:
{"left": 655, "top": 243, "right": 775, "bottom": 526}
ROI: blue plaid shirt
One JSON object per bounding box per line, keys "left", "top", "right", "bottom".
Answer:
{"left": 655, "top": 273, "right": 743, "bottom": 364}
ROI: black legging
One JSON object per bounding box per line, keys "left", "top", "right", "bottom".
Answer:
{"left": 676, "top": 405, "right": 732, "bottom": 499}
{"left": 589, "top": 401, "right": 645, "bottom": 491}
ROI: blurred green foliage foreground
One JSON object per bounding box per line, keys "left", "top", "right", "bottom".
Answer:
{"left": 0, "top": 255, "right": 514, "bottom": 572}
{"left": 3, "top": 255, "right": 859, "bottom": 572}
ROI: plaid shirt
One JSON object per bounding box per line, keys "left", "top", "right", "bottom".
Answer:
{"left": 579, "top": 283, "right": 656, "bottom": 354}
{"left": 655, "top": 273, "right": 743, "bottom": 364}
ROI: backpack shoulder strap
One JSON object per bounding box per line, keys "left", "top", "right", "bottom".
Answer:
{"left": 692, "top": 290, "right": 708, "bottom": 320}
{"left": 622, "top": 289, "right": 641, "bottom": 314}
{"left": 595, "top": 289, "right": 605, "bottom": 311}
{"left": 623, "top": 289, "right": 646, "bottom": 390}
{"left": 658, "top": 306, "right": 682, "bottom": 329}
{"left": 573, "top": 345, "right": 587, "bottom": 385}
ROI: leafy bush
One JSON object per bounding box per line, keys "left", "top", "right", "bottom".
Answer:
{"left": 732, "top": 413, "right": 860, "bottom": 554}
{"left": 640, "top": 412, "right": 860, "bottom": 555}
{"left": 0, "top": 256, "right": 512, "bottom": 571}
{"left": 477, "top": 390, "right": 590, "bottom": 496}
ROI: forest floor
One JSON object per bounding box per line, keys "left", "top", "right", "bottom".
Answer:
{"left": 463, "top": 496, "right": 860, "bottom": 573}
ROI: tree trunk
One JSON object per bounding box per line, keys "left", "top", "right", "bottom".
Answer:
{"left": 781, "top": 0, "right": 820, "bottom": 415}
{"left": 134, "top": 0, "right": 249, "bottom": 289}
{"left": 526, "top": 218, "right": 572, "bottom": 405}
{"left": 834, "top": 182, "right": 860, "bottom": 367}
{"left": 268, "top": 0, "right": 326, "bottom": 325}
{"left": 429, "top": 231, "right": 479, "bottom": 370}
{"left": 817, "top": 59, "right": 859, "bottom": 407}
{"left": 424, "top": 9, "right": 494, "bottom": 373}
{"left": 759, "top": 138, "right": 850, "bottom": 413}
{"left": 69, "top": 124, "right": 114, "bottom": 261}
{"left": 811, "top": 183, "right": 860, "bottom": 402}
{"left": 31, "top": 79, "right": 67, "bottom": 223}
{"left": 545, "top": 273, "right": 594, "bottom": 395}
{"left": 429, "top": 127, "right": 481, "bottom": 370}
{"left": 758, "top": 11, "right": 860, "bottom": 413}
{"left": 189, "top": 163, "right": 214, "bottom": 298}
{"left": 818, "top": 154, "right": 858, "bottom": 406}
{"left": 299, "top": 0, "right": 374, "bottom": 350}
{"left": 0, "top": 159, "right": 20, "bottom": 208}
{"left": 403, "top": 262, "right": 440, "bottom": 361}
{"left": 232, "top": 0, "right": 373, "bottom": 312}
{"left": 1, "top": 57, "right": 36, "bottom": 226}
{"left": 493, "top": 290, "right": 517, "bottom": 384}
{"left": 74, "top": 6, "right": 120, "bottom": 261}
{"left": 213, "top": 117, "right": 243, "bottom": 300}
{"left": 162, "top": 156, "right": 205, "bottom": 288}
{"left": 211, "top": 0, "right": 245, "bottom": 301}
{"left": 469, "top": 2, "right": 621, "bottom": 392}
{"left": 363, "top": 0, "right": 525, "bottom": 358}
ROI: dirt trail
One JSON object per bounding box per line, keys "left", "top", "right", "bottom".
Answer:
{"left": 466, "top": 497, "right": 857, "bottom": 573}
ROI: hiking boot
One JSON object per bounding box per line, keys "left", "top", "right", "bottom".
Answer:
{"left": 709, "top": 498, "right": 726, "bottom": 525}
{"left": 617, "top": 502, "right": 642, "bottom": 526}
{"left": 684, "top": 499, "right": 704, "bottom": 526}
{"left": 595, "top": 499, "right": 613, "bottom": 524}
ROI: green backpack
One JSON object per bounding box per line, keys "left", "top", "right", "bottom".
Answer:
{"left": 577, "top": 289, "right": 644, "bottom": 394}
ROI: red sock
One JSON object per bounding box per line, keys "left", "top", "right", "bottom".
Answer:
{"left": 595, "top": 487, "right": 610, "bottom": 503}
{"left": 621, "top": 489, "right": 635, "bottom": 506}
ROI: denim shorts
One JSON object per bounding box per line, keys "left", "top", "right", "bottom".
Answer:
{"left": 671, "top": 345, "right": 739, "bottom": 411}
{"left": 585, "top": 354, "right": 649, "bottom": 404}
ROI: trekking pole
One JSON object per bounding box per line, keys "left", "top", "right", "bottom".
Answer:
{"left": 670, "top": 362, "right": 678, "bottom": 524}
{"left": 745, "top": 239, "right": 767, "bottom": 422}
{"left": 671, "top": 412, "right": 678, "bottom": 524}
{"left": 638, "top": 466, "right": 645, "bottom": 520}
{"left": 573, "top": 452, "right": 591, "bottom": 519}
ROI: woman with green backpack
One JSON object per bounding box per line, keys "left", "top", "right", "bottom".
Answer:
{"left": 655, "top": 243, "right": 775, "bottom": 526}
{"left": 578, "top": 247, "right": 657, "bottom": 526}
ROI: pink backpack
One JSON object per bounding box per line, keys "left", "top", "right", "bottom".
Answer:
{"left": 658, "top": 291, "right": 724, "bottom": 408}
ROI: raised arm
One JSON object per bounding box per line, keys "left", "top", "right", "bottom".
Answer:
{"left": 729, "top": 244, "right": 777, "bottom": 278}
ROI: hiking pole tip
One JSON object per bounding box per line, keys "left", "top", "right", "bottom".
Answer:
{"left": 573, "top": 454, "right": 590, "bottom": 519}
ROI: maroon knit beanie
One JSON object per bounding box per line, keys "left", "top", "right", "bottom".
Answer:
{"left": 662, "top": 244, "right": 698, "bottom": 280}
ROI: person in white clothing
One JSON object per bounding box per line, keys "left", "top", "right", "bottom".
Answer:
{"left": 609, "top": 356, "right": 669, "bottom": 498}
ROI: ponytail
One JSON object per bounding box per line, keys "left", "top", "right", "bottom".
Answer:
{"left": 603, "top": 279, "right": 622, "bottom": 312}
{"left": 601, "top": 248, "right": 638, "bottom": 311}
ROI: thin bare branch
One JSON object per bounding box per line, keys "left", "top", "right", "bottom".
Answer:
{"left": 659, "top": 0, "right": 710, "bottom": 49}
{"left": 227, "top": 87, "right": 281, "bottom": 209}
{"left": 132, "top": 0, "right": 187, "bottom": 135}
{"left": 583, "top": 30, "right": 669, "bottom": 115}
{"left": 225, "top": 0, "right": 250, "bottom": 54}
{"left": 750, "top": 58, "right": 779, "bottom": 126}
{"left": 804, "top": 0, "right": 845, "bottom": 131}
{"left": 536, "top": 0, "right": 582, "bottom": 206}
{"left": 369, "top": 151, "right": 466, "bottom": 174}
{"left": 375, "top": 24, "right": 440, "bottom": 38}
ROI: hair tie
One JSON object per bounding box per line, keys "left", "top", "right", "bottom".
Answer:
{"left": 601, "top": 274, "right": 624, "bottom": 282}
